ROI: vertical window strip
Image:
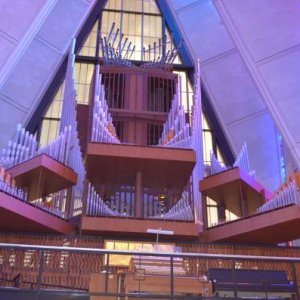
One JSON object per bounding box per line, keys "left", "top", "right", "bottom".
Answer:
{"left": 75, "top": 62, "right": 95, "bottom": 104}
{"left": 79, "top": 21, "right": 99, "bottom": 57}
{"left": 102, "top": 1, "right": 162, "bottom": 61}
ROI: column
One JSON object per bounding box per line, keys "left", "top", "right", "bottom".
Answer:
{"left": 239, "top": 182, "right": 248, "bottom": 217}
{"left": 217, "top": 201, "right": 226, "bottom": 223}
{"left": 201, "top": 194, "right": 208, "bottom": 230}
{"left": 135, "top": 171, "right": 143, "bottom": 218}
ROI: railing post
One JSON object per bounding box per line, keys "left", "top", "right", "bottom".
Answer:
{"left": 65, "top": 187, "right": 73, "bottom": 219}
{"left": 170, "top": 256, "right": 174, "bottom": 300}
{"left": 82, "top": 178, "right": 89, "bottom": 217}
{"left": 262, "top": 262, "right": 268, "bottom": 299}
{"left": 292, "top": 262, "right": 299, "bottom": 299}
{"left": 36, "top": 250, "right": 45, "bottom": 299}
{"left": 105, "top": 253, "right": 109, "bottom": 294}
{"left": 232, "top": 259, "right": 237, "bottom": 298}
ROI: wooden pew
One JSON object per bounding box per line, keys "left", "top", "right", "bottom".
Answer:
{"left": 208, "top": 268, "right": 296, "bottom": 294}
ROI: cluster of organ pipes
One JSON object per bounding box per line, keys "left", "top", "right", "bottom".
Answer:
{"left": 86, "top": 182, "right": 122, "bottom": 217}
{"left": 0, "top": 39, "right": 86, "bottom": 218}
{"left": 0, "top": 40, "right": 84, "bottom": 171}
{"left": 0, "top": 179, "right": 27, "bottom": 200}
{"left": 0, "top": 123, "right": 79, "bottom": 170}
{"left": 38, "top": 126, "right": 74, "bottom": 164}
{"left": 0, "top": 166, "right": 27, "bottom": 200}
{"left": 100, "top": 22, "right": 135, "bottom": 66}
{"left": 141, "top": 32, "right": 181, "bottom": 71}
{"left": 86, "top": 81, "right": 195, "bottom": 218}
{"left": 151, "top": 194, "right": 193, "bottom": 221}
{"left": 158, "top": 79, "right": 192, "bottom": 149}
{"left": 141, "top": 43, "right": 180, "bottom": 71}
{"left": 0, "top": 44, "right": 83, "bottom": 170}
{"left": 0, "top": 124, "right": 39, "bottom": 169}
{"left": 210, "top": 152, "right": 227, "bottom": 176}
{"left": 101, "top": 22, "right": 180, "bottom": 71}
{"left": 0, "top": 35, "right": 207, "bottom": 223}
{"left": 91, "top": 65, "right": 120, "bottom": 143}
{"left": 32, "top": 198, "right": 66, "bottom": 218}
{"left": 0, "top": 136, "right": 72, "bottom": 217}
{"left": 86, "top": 180, "right": 194, "bottom": 221}
{"left": 233, "top": 143, "right": 255, "bottom": 177}
{"left": 58, "top": 38, "right": 86, "bottom": 217}
{"left": 0, "top": 163, "right": 66, "bottom": 218}
{"left": 209, "top": 142, "right": 255, "bottom": 179}
{"left": 257, "top": 180, "right": 300, "bottom": 213}
{"left": 190, "top": 60, "right": 205, "bottom": 224}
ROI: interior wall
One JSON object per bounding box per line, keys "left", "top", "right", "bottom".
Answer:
{"left": 0, "top": 0, "right": 98, "bottom": 149}
{"left": 169, "top": 0, "right": 300, "bottom": 190}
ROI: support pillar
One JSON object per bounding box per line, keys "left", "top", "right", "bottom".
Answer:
{"left": 64, "top": 187, "right": 73, "bottom": 219}
{"left": 239, "top": 182, "right": 248, "bottom": 217}
{"left": 29, "top": 169, "right": 45, "bottom": 201}
{"left": 217, "top": 201, "right": 226, "bottom": 223}
{"left": 201, "top": 194, "right": 208, "bottom": 230}
{"left": 135, "top": 171, "right": 142, "bottom": 218}
{"left": 81, "top": 178, "right": 89, "bottom": 217}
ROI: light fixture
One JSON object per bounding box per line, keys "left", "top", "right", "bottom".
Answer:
{"left": 45, "top": 196, "right": 52, "bottom": 203}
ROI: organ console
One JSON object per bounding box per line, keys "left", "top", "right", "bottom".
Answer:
{"left": 89, "top": 244, "right": 213, "bottom": 299}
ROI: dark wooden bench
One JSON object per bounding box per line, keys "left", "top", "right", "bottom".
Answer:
{"left": 208, "top": 268, "right": 296, "bottom": 293}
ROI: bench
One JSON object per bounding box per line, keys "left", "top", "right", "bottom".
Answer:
{"left": 208, "top": 268, "right": 296, "bottom": 293}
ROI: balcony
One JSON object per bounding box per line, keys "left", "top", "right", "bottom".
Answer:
{"left": 86, "top": 143, "right": 196, "bottom": 191}
{"left": 8, "top": 154, "right": 78, "bottom": 201}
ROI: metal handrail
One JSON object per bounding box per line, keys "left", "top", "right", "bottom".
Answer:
{"left": 1, "top": 243, "right": 300, "bottom": 262}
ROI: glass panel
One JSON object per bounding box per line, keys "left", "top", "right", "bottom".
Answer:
{"left": 144, "top": 0, "right": 160, "bottom": 14}
{"left": 79, "top": 21, "right": 98, "bottom": 57}
{"left": 226, "top": 210, "right": 238, "bottom": 222}
{"left": 101, "top": 1, "right": 162, "bottom": 62}
{"left": 206, "top": 197, "right": 217, "bottom": 205}
{"left": 173, "top": 70, "right": 192, "bottom": 116}
{"left": 105, "top": 0, "right": 122, "bottom": 10}
{"left": 123, "top": 0, "right": 143, "bottom": 12}
{"left": 203, "top": 130, "right": 213, "bottom": 165}
{"left": 104, "top": 240, "right": 173, "bottom": 266}
{"left": 39, "top": 119, "right": 50, "bottom": 147}
{"left": 39, "top": 81, "right": 66, "bottom": 146}
{"left": 74, "top": 62, "right": 94, "bottom": 104}
{"left": 206, "top": 196, "right": 218, "bottom": 227}
{"left": 39, "top": 119, "right": 60, "bottom": 147}
{"left": 207, "top": 205, "right": 218, "bottom": 227}
{"left": 217, "top": 145, "right": 226, "bottom": 166}
{"left": 166, "top": 27, "right": 181, "bottom": 64}
{"left": 202, "top": 114, "right": 210, "bottom": 130}
{"left": 39, "top": 61, "right": 94, "bottom": 144}
{"left": 44, "top": 82, "right": 65, "bottom": 119}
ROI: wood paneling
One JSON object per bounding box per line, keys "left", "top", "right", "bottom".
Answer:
{"left": 8, "top": 154, "right": 77, "bottom": 201}
{"left": 0, "top": 192, "right": 74, "bottom": 234}
{"left": 200, "top": 167, "right": 271, "bottom": 217}
{"left": 86, "top": 142, "right": 195, "bottom": 190}
{"left": 201, "top": 204, "right": 300, "bottom": 244}
{"left": 81, "top": 216, "right": 199, "bottom": 239}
